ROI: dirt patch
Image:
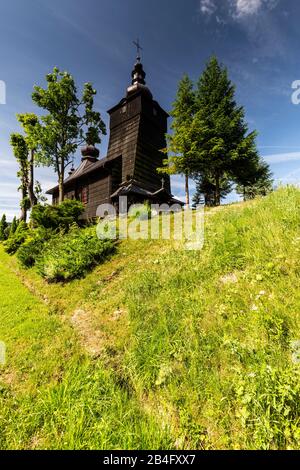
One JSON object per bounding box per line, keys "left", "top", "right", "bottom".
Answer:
{"left": 71, "top": 309, "right": 108, "bottom": 358}
{"left": 220, "top": 273, "right": 238, "bottom": 285}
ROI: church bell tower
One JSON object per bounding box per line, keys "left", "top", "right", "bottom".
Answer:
{"left": 106, "top": 44, "right": 171, "bottom": 200}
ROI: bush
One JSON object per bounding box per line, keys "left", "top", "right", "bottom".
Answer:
{"left": 17, "top": 228, "right": 53, "bottom": 268}
{"left": 3, "top": 222, "right": 29, "bottom": 254}
{"left": 37, "top": 226, "right": 115, "bottom": 282}
{"left": 30, "top": 200, "right": 85, "bottom": 231}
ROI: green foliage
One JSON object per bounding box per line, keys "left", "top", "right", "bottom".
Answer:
{"left": 37, "top": 226, "right": 115, "bottom": 282}
{"left": 9, "top": 216, "right": 18, "bottom": 236}
{"left": 193, "top": 173, "right": 232, "bottom": 206}
{"left": 0, "top": 214, "right": 8, "bottom": 241}
{"left": 191, "top": 56, "right": 263, "bottom": 205}
{"left": 162, "top": 74, "right": 195, "bottom": 175}
{"left": 3, "top": 221, "right": 28, "bottom": 254}
{"left": 161, "top": 56, "right": 272, "bottom": 206}
{"left": 16, "top": 113, "right": 41, "bottom": 208}
{"left": 158, "top": 75, "right": 195, "bottom": 204}
{"left": 30, "top": 200, "right": 85, "bottom": 231}
{"left": 236, "top": 160, "right": 274, "bottom": 200}
{"left": 32, "top": 67, "right": 106, "bottom": 202}
{"left": 17, "top": 228, "right": 53, "bottom": 268}
{"left": 16, "top": 113, "right": 40, "bottom": 151}
{"left": 10, "top": 133, "right": 30, "bottom": 221}
{"left": 233, "top": 366, "right": 300, "bottom": 449}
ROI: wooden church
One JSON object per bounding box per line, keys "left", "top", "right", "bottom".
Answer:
{"left": 47, "top": 50, "right": 182, "bottom": 217}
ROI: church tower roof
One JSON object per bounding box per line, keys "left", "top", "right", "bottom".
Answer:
{"left": 127, "top": 40, "right": 152, "bottom": 98}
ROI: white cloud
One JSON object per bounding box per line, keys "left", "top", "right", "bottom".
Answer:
{"left": 199, "top": 0, "right": 279, "bottom": 19}
{"left": 199, "top": 0, "right": 216, "bottom": 15}
{"left": 263, "top": 152, "right": 300, "bottom": 164}
{"left": 234, "top": 0, "right": 262, "bottom": 17}
{"left": 199, "top": 0, "right": 283, "bottom": 58}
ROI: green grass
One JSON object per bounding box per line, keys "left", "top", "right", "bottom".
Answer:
{"left": 1, "top": 187, "right": 300, "bottom": 449}
{"left": 0, "top": 248, "right": 171, "bottom": 449}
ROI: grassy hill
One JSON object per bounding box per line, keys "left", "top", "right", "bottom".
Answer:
{"left": 0, "top": 186, "right": 300, "bottom": 450}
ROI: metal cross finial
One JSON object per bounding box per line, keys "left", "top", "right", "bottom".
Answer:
{"left": 133, "top": 38, "right": 143, "bottom": 60}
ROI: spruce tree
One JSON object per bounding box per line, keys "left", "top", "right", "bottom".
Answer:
{"left": 193, "top": 173, "right": 232, "bottom": 207}
{"left": 159, "top": 75, "right": 195, "bottom": 205}
{"left": 0, "top": 214, "right": 8, "bottom": 241}
{"left": 193, "top": 56, "right": 263, "bottom": 206}
{"left": 236, "top": 159, "right": 273, "bottom": 200}
{"left": 10, "top": 216, "right": 18, "bottom": 236}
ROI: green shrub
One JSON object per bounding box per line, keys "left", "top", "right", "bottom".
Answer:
{"left": 37, "top": 226, "right": 115, "bottom": 282}
{"left": 233, "top": 365, "right": 300, "bottom": 449}
{"left": 17, "top": 228, "right": 53, "bottom": 268}
{"left": 3, "top": 222, "right": 29, "bottom": 254}
{"left": 30, "top": 200, "right": 85, "bottom": 231}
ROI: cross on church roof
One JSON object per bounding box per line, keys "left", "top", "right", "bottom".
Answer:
{"left": 133, "top": 38, "right": 143, "bottom": 61}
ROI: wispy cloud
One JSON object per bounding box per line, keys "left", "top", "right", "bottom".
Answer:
{"left": 199, "top": 0, "right": 216, "bottom": 16}
{"left": 199, "top": 0, "right": 279, "bottom": 19}
{"left": 263, "top": 152, "right": 300, "bottom": 164}
{"left": 199, "top": 0, "right": 283, "bottom": 58}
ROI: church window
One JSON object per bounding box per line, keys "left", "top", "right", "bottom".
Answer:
{"left": 79, "top": 186, "right": 89, "bottom": 205}
{"left": 153, "top": 107, "right": 158, "bottom": 116}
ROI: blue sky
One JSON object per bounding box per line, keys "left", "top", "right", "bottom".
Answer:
{"left": 1, "top": 0, "right": 300, "bottom": 219}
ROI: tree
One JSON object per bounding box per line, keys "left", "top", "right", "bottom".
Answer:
{"left": 17, "top": 113, "right": 40, "bottom": 207}
{"left": 236, "top": 159, "right": 273, "bottom": 200}
{"left": 159, "top": 75, "right": 195, "bottom": 205}
{"left": 0, "top": 214, "right": 8, "bottom": 241}
{"left": 192, "top": 56, "right": 263, "bottom": 206}
{"left": 193, "top": 173, "right": 232, "bottom": 207}
{"left": 32, "top": 68, "right": 106, "bottom": 203}
{"left": 10, "top": 216, "right": 18, "bottom": 236}
{"left": 10, "top": 134, "right": 30, "bottom": 222}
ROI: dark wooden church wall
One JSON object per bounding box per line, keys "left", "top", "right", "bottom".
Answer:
{"left": 107, "top": 114, "right": 140, "bottom": 182}
{"left": 84, "top": 172, "right": 111, "bottom": 218}
{"left": 133, "top": 103, "right": 170, "bottom": 192}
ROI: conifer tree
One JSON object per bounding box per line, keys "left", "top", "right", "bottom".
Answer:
{"left": 0, "top": 214, "right": 8, "bottom": 241}
{"left": 159, "top": 75, "right": 195, "bottom": 205}
{"left": 193, "top": 56, "right": 263, "bottom": 206}
{"left": 236, "top": 159, "right": 273, "bottom": 200}
{"left": 193, "top": 173, "right": 232, "bottom": 207}
{"left": 10, "top": 216, "right": 18, "bottom": 236}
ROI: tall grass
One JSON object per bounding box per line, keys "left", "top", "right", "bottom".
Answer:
{"left": 0, "top": 187, "right": 300, "bottom": 449}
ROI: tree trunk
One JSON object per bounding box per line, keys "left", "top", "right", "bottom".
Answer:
{"left": 58, "top": 165, "right": 65, "bottom": 204}
{"left": 185, "top": 173, "right": 190, "bottom": 207}
{"left": 20, "top": 186, "right": 27, "bottom": 223}
{"left": 28, "top": 149, "right": 37, "bottom": 207}
{"left": 215, "top": 172, "right": 221, "bottom": 206}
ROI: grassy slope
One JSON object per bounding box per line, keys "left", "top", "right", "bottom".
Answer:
{"left": 1, "top": 187, "right": 300, "bottom": 449}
